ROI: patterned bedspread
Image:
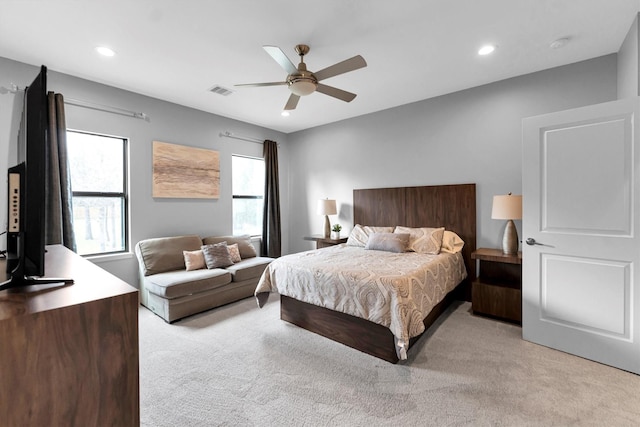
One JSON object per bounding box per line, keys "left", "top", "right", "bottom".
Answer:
{"left": 255, "top": 244, "right": 467, "bottom": 359}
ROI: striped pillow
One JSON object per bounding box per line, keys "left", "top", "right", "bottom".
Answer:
{"left": 201, "top": 242, "right": 234, "bottom": 269}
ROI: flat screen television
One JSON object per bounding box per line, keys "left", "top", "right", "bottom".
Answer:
{"left": 1, "top": 65, "right": 73, "bottom": 290}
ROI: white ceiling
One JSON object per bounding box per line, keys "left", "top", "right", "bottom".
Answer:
{"left": 0, "top": 0, "right": 638, "bottom": 134}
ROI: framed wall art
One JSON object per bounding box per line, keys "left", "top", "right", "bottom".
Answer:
{"left": 152, "top": 140, "right": 220, "bottom": 199}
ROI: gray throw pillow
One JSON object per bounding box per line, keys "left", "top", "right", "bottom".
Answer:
{"left": 202, "top": 235, "right": 257, "bottom": 259}
{"left": 201, "top": 242, "right": 234, "bottom": 269}
{"left": 364, "top": 233, "right": 410, "bottom": 253}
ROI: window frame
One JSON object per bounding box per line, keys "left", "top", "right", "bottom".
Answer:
{"left": 66, "top": 129, "right": 129, "bottom": 257}
{"left": 231, "top": 154, "right": 265, "bottom": 237}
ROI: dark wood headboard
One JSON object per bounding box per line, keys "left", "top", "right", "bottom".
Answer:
{"left": 353, "top": 183, "right": 477, "bottom": 294}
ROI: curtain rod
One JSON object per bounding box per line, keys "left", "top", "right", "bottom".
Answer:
{"left": 65, "top": 98, "right": 150, "bottom": 122}
{"left": 219, "top": 131, "right": 264, "bottom": 144}
{"left": 0, "top": 84, "right": 21, "bottom": 94}
{"left": 0, "top": 84, "right": 150, "bottom": 122}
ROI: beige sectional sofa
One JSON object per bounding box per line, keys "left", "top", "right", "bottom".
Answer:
{"left": 135, "top": 234, "right": 273, "bottom": 323}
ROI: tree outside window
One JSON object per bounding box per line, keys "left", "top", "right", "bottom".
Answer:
{"left": 66, "top": 131, "right": 128, "bottom": 256}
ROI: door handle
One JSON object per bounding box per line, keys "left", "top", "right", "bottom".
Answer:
{"left": 525, "top": 237, "right": 554, "bottom": 248}
{"left": 526, "top": 238, "right": 542, "bottom": 246}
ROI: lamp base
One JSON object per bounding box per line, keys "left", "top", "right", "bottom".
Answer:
{"left": 502, "top": 219, "right": 519, "bottom": 255}
{"left": 323, "top": 215, "right": 331, "bottom": 238}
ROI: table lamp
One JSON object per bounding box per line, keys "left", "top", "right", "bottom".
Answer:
{"left": 491, "top": 193, "right": 522, "bottom": 255}
{"left": 317, "top": 199, "right": 337, "bottom": 238}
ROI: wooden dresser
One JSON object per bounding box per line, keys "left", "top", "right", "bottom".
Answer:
{"left": 0, "top": 245, "right": 139, "bottom": 426}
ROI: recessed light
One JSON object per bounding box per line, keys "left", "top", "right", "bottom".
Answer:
{"left": 281, "top": 111, "right": 290, "bottom": 117}
{"left": 95, "top": 46, "right": 115, "bottom": 57}
{"left": 478, "top": 44, "right": 496, "bottom": 56}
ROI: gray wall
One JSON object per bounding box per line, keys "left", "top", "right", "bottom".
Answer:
{"left": 287, "top": 55, "right": 618, "bottom": 254}
{"left": 0, "top": 57, "right": 290, "bottom": 286}
{"left": 618, "top": 13, "right": 639, "bottom": 98}
{"left": 0, "top": 54, "right": 620, "bottom": 285}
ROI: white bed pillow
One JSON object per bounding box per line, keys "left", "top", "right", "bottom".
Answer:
{"left": 346, "top": 224, "right": 395, "bottom": 247}
{"left": 441, "top": 230, "right": 465, "bottom": 254}
{"left": 394, "top": 226, "right": 445, "bottom": 254}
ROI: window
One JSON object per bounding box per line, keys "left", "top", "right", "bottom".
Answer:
{"left": 232, "top": 155, "right": 264, "bottom": 236}
{"left": 66, "top": 131, "right": 128, "bottom": 256}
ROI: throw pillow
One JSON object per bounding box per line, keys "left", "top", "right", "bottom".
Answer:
{"left": 364, "top": 232, "right": 410, "bottom": 253}
{"left": 346, "top": 225, "right": 395, "bottom": 247}
{"left": 228, "top": 243, "right": 242, "bottom": 263}
{"left": 441, "top": 230, "right": 465, "bottom": 254}
{"left": 202, "top": 235, "right": 257, "bottom": 259}
{"left": 394, "top": 226, "right": 445, "bottom": 254}
{"left": 201, "top": 242, "right": 234, "bottom": 269}
{"left": 183, "top": 249, "right": 206, "bottom": 271}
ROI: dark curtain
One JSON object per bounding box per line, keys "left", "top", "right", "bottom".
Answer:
{"left": 46, "top": 92, "right": 76, "bottom": 251}
{"left": 261, "top": 140, "right": 281, "bottom": 257}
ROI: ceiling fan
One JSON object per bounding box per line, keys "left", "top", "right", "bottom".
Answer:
{"left": 235, "top": 44, "right": 367, "bottom": 111}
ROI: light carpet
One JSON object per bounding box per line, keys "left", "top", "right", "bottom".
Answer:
{"left": 139, "top": 298, "right": 640, "bottom": 426}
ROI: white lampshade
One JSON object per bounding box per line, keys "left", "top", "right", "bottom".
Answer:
{"left": 317, "top": 199, "right": 337, "bottom": 216}
{"left": 491, "top": 194, "right": 522, "bottom": 220}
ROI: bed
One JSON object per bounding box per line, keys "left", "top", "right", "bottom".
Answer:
{"left": 256, "top": 183, "right": 476, "bottom": 363}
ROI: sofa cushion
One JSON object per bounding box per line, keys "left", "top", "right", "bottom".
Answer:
{"left": 137, "top": 235, "right": 203, "bottom": 276}
{"left": 224, "top": 256, "right": 273, "bottom": 282}
{"left": 202, "top": 235, "right": 257, "bottom": 259}
{"left": 144, "top": 268, "right": 232, "bottom": 299}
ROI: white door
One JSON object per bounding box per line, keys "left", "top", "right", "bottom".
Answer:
{"left": 522, "top": 97, "right": 640, "bottom": 374}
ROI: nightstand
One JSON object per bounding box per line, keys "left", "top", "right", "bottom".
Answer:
{"left": 471, "top": 248, "right": 522, "bottom": 324}
{"left": 304, "top": 235, "right": 347, "bottom": 249}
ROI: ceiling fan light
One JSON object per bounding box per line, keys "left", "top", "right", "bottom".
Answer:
{"left": 478, "top": 44, "right": 496, "bottom": 56}
{"left": 289, "top": 80, "right": 317, "bottom": 96}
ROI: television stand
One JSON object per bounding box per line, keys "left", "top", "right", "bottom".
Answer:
{"left": 0, "top": 245, "right": 139, "bottom": 425}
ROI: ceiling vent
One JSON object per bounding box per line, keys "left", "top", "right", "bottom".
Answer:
{"left": 209, "top": 85, "right": 234, "bottom": 96}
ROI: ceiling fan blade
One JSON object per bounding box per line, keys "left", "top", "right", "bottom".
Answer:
{"left": 284, "top": 94, "right": 300, "bottom": 110}
{"left": 234, "top": 81, "right": 287, "bottom": 88}
{"left": 316, "top": 84, "right": 357, "bottom": 102}
{"left": 263, "top": 46, "right": 298, "bottom": 75}
{"left": 314, "top": 55, "right": 367, "bottom": 81}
